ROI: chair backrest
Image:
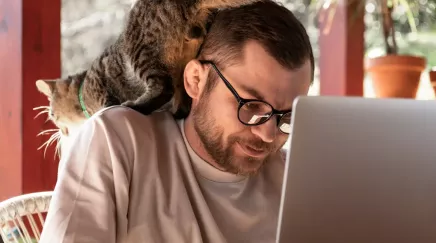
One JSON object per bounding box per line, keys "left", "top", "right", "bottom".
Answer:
{"left": 0, "top": 191, "right": 52, "bottom": 243}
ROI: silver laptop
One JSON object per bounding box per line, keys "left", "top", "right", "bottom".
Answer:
{"left": 276, "top": 96, "right": 436, "bottom": 243}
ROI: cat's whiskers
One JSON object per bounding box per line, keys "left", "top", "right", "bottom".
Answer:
{"left": 34, "top": 105, "right": 63, "bottom": 159}
{"left": 37, "top": 129, "right": 59, "bottom": 136}
{"left": 37, "top": 129, "right": 62, "bottom": 159}
{"left": 33, "top": 105, "right": 49, "bottom": 111}
{"left": 33, "top": 106, "right": 51, "bottom": 122}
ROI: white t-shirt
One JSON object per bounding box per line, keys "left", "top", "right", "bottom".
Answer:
{"left": 40, "top": 106, "right": 286, "bottom": 243}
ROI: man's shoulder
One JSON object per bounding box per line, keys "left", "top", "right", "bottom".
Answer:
{"left": 81, "top": 106, "right": 180, "bottom": 139}
{"left": 93, "top": 105, "right": 172, "bottom": 122}
{"left": 93, "top": 105, "right": 175, "bottom": 127}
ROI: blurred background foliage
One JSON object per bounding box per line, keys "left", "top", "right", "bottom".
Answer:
{"left": 61, "top": 0, "right": 435, "bottom": 96}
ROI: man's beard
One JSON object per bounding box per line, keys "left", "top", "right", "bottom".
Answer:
{"left": 191, "top": 92, "right": 277, "bottom": 176}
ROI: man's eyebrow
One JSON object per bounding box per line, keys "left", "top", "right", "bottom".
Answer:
{"left": 237, "top": 82, "right": 293, "bottom": 111}
{"left": 237, "top": 83, "right": 265, "bottom": 100}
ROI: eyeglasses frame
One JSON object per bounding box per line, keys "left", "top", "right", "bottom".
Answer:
{"left": 199, "top": 60, "right": 292, "bottom": 134}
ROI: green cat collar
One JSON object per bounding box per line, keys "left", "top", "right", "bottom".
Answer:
{"left": 78, "top": 80, "right": 91, "bottom": 118}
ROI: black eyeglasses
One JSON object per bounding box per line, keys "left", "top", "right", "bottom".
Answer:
{"left": 199, "top": 60, "right": 292, "bottom": 134}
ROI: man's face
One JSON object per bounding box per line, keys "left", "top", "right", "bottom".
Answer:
{"left": 190, "top": 41, "right": 312, "bottom": 176}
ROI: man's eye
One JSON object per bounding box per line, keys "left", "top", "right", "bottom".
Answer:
{"left": 245, "top": 103, "right": 261, "bottom": 111}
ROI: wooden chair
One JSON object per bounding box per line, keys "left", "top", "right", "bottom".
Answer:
{"left": 0, "top": 192, "right": 52, "bottom": 243}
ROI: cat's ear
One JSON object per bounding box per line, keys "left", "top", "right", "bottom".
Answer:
{"left": 36, "top": 79, "right": 57, "bottom": 98}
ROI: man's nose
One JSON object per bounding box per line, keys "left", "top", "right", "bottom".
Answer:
{"left": 250, "top": 118, "right": 277, "bottom": 143}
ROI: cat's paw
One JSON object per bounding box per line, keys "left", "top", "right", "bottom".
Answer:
{"left": 122, "top": 100, "right": 136, "bottom": 107}
{"left": 122, "top": 100, "right": 155, "bottom": 115}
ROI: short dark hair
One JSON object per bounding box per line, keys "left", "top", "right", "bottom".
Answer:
{"left": 199, "top": 0, "right": 314, "bottom": 87}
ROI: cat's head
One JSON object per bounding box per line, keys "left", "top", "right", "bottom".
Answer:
{"left": 35, "top": 75, "right": 88, "bottom": 137}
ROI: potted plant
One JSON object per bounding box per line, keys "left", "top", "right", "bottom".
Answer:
{"left": 308, "top": 0, "right": 427, "bottom": 98}
{"left": 365, "top": 0, "right": 426, "bottom": 98}
{"left": 430, "top": 67, "right": 436, "bottom": 94}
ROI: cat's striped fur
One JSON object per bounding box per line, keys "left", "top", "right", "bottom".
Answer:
{"left": 35, "top": 0, "right": 262, "bottom": 143}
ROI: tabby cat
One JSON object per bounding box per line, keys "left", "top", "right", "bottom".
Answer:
{"left": 35, "top": 0, "right": 262, "bottom": 139}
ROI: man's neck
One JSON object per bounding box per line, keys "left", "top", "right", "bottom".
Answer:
{"left": 183, "top": 115, "right": 226, "bottom": 171}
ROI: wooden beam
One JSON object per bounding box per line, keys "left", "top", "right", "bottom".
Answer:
{"left": 318, "top": 0, "right": 365, "bottom": 96}
{"left": 0, "top": 0, "right": 60, "bottom": 201}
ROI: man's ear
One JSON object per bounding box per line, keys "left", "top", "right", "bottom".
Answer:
{"left": 184, "top": 59, "right": 209, "bottom": 100}
{"left": 35, "top": 79, "right": 57, "bottom": 98}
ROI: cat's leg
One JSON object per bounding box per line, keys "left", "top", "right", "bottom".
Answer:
{"left": 186, "top": 8, "right": 211, "bottom": 41}
{"left": 181, "top": 30, "right": 205, "bottom": 64}
{"left": 121, "top": 24, "right": 175, "bottom": 115}
{"left": 180, "top": 9, "right": 212, "bottom": 63}
{"left": 122, "top": 73, "right": 174, "bottom": 115}
{"left": 186, "top": 24, "right": 205, "bottom": 41}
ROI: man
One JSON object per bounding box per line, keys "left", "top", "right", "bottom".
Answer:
{"left": 39, "top": 1, "right": 314, "bottom": 242}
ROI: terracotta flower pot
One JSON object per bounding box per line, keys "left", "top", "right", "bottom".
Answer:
{"left": 430, "top": 69, "right": 436, "bottom": 94}
{"left": 366, "top": 55, "right": 426, "bottom": 98}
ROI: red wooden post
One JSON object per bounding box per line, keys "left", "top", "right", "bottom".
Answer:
{"left": 0, "top": 0, "right": 60, "bottom": 201}
{"left": 318, "top": 0, "right": 365, "bottom": 96}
